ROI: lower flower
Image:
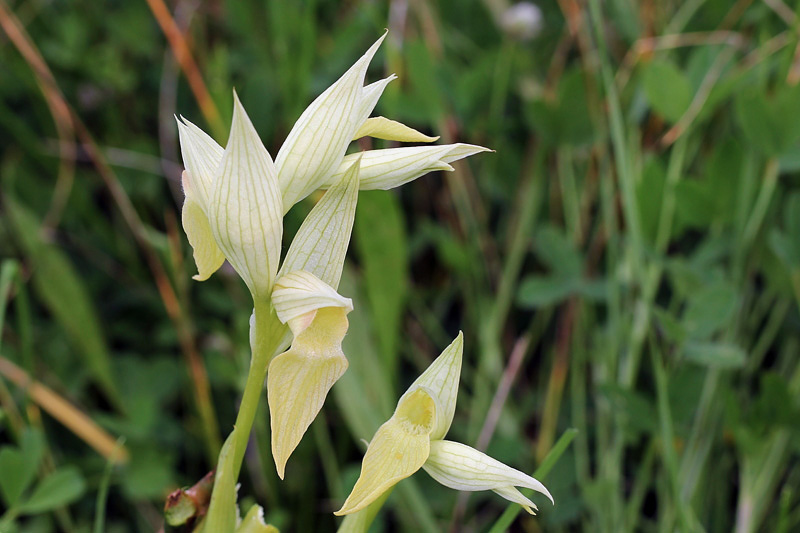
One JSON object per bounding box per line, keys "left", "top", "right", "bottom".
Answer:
{"left": 335, "top": 333, "right": 553, "bottom": 516}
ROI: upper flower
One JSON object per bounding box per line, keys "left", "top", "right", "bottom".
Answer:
{"left": 177, "top": 32, "right": 489, "bottom": 303}
{"left": 335, "top": 333, "right": 553, "bottom": 516}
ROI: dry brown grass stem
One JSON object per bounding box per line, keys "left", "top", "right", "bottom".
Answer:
{"left": 0, "top": 355, "right": 129, "bottom": 463}
{"left": 0, "top": 1, "right": 220, "bottom": 460}
{"left": 0, "top": 1, "right": 75, "bottom": 232}
{"left": 144, "top": 0, "right": 224, "bottom": 137}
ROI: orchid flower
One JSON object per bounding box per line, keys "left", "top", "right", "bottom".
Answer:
{"left": 176, "top": 32, "right": 491, "bottom": 480}
{"left": 335, "top": 333, "right": 553, "bottom": 516}
{"left": 176, "top": 32, "right": 489, "bottom": 298}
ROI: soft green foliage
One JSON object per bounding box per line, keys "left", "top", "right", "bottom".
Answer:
{"left": 2, "top": 0, "right": 800, "bottom": 532}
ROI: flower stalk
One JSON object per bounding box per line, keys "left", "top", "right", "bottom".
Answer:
{"left": 231, "top": 302, "right": 287, "bottom": 477}
{"left": 172, "top": 31, "right": 494, "bottom": 530}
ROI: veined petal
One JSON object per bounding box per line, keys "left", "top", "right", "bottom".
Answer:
{"left": 399, "top": 332, "right": 463, "bottom": 440}
{"left": 325, "top": 144, "right": 492, "bottom": 191}
{"left": 272, "top": 270, "right": 353, "bottom": 336}
{"left": 335, "top": 389, "right": 436, "bottom": 515}
{"left": 181, "top": 180, "right": 225, "bottom": 281}
{"left": 422, "top": 440, "right": 554, "bottom": 506}
{"left": 492, "top": 486, "right": 539, "bottom": 515}
{"left": 353, "top": 116, "right": 439, "bottom": 143}
{"left": 352, "top": 76, "right": 397, "bottom": 131}
{"left": 279, "top": 156, "right": 360, "bottom": 289}
{"left": 236, "top": 505, "right": 279, "bottom": 533}
{"left": 268, "top": 305, "right": 351, "bottom": 479}
{"left": 277, "top": 32, "right": 388, "bottom": 209}
{"left": 209, "top": 92, "right": 283, "bottom": 299}
{"left": 176, "top": 117, "right": 223, "bottom": 209}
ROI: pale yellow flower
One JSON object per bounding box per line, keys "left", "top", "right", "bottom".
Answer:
{"left": 336, "top": 334, "right": 553, "bottom": 516}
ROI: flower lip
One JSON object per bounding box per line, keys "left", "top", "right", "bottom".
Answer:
{"left": 395, "top": 388, "right": 437, "bottom": 435}
{"left": 334, "top": 388, "right": 436, "bottom": 516}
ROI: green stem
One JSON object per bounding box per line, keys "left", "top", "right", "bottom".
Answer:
{"left": 230, "top": 302, "right": 287, "bottom": 479}
{"left": 336, "top": 488, "right": 394, "bottom": 533}
{"left": 487, "top": 428, "right": 578, "bottom": 533}
{"left": 649, "top": 333, "right": 699, "bottom": 533}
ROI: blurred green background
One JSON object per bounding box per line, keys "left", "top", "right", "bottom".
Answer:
{"left": 2, "top": 0, "right": 800, "bottom": 531}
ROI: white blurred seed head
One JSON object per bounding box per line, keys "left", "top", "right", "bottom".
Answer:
{"left": 500, "top": 2, "right": 543, "bottom": 41}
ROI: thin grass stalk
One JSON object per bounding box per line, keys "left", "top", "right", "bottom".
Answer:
{"left": 0, "top": 3, "right": 222, "bottom": 460}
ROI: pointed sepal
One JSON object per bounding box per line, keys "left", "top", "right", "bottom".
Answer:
{"left": 279, "top": 156, "right": 360, "bottom": 290}
{"left": 326, "top": 144, "right": 492, "bottom": 191}
{"left": 181, "top": 172, "right": 225, "bottom": 281}
{"left": 399, "top": 332, "right": 463, "bottom": 440}
{"left": 209, "top": 91, "right": 283, "bottom": 299}
{"left": 236, "top": 504, "right": 279, "bottom": 533}
{"left": 276, "top": 32, "right": 390, "bottom": 209}
{"left": 422, "top": 440, "right": 554, "bottom": 511}
{"left": 353, "top": 117, "right": 439, "bottom": 143}
{"left": 176, "top": 116, "right": 223, "bottom": 208}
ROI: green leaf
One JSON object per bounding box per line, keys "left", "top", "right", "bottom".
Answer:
{"left": 682, "top": 342, "right": 747, "bottom": 369}
{"left": 636, "top": 158, "right": 666, "bottom": 244}
{"left": 598, "top": 385, "right": 657, "bottom": 437}
{"left": 0, "top": 427, "right": 44, "bottom": 507}
{"left": 734, "top": 85, "right": 800, "bottom": 156}
{"left": 517, "top": 275, "right": 579, "bottom": 308}
{"left": 19, "top": 467, "right": 86, "bottom": 514}
{"left": 653, "top": 307, "right": 686, "bottom": 344}
{"left": 702, "top": 139, "right": 742, "bottom": 225}
{"left": 526, "top": 67, "right": 594, "bottom": 146}
{"left": 4, "top": 199, "right": 119, "bottom": 406}
{"left": 769, "top": 230, "right": 800, "bottom": 268}
{"left": 576, "top": 279, "right": 609, "bottom": 302}
{"left": 0, "top": 449, "right": 38, "bottom": 507}
{"left": 534, "top": 225, "right": 582, "bottom": 278}
{"left": 682, "top": 281, "right": 737, "bottom": 340}
{"left": 641, "top": 60, "right": 692, "bottom": 123}
{"left": 674, "top": 179, "right": 717, "bottom": 231}
{"left": 784, "top": 192, "right": 800, "bottom": 237}
{"left": 551, "top": 68, "right": 594, "bottom": 146}
{"left": 354, "top": 190, "right": 408, "bottom": 375}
